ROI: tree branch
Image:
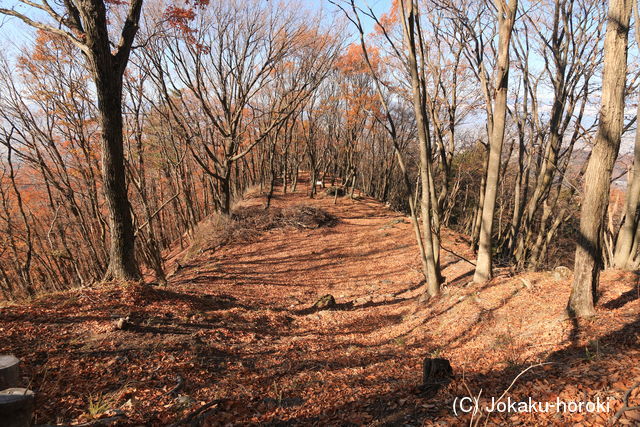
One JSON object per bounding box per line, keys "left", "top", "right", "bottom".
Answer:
{"left": 0, "top": 6, "right": 88, "bottom": 54}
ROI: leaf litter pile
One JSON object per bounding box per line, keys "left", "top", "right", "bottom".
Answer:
{"left": 1, "top": 185, "right": 639, "bottom": 426}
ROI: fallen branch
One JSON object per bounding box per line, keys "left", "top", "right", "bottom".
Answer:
{"left": 135, "top": 192, "right": 181, "bottom": 235}
{"left": 440, "top": 244, "right": 476, "bottom": 267}
{"left": 168, "top": 398, "right": 225, "bottom": 427}
{"left": 610, "top": 381, "right": 640, "bottom": 425}
{"left": 73, "top": 414, "right": 126, "bottom": 426}
{"left": 153, "top": 375, "right": 184, "bottom": 402}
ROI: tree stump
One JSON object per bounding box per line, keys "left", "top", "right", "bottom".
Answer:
{"left": 0, "top": 355, "right": 20, "bottom": 389}
{"left": 0, "top": 388, "right": 35, "bottom": 427}
{"left": 325, "top": 187, "right": 345, "bottom": 197}
{"left": 420, "top": 358, "right": 453, "bottom": 395}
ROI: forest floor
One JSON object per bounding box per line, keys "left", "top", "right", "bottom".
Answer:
{"left": 1, "top": 182, "right": 639, "bottom": 426}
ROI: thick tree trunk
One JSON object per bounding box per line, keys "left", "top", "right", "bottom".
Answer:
{"left": 220, "top": 168, "right": 232, "bottom": 215}
{"left": 77, "top": 0, "right": 143, "bottom": 282}
{"left": 40, "top": 0, "right": 146, "bottom": 282}
{"left": 569, "top": 0, "right": 632, "bottom": 317}
{"left": 473, "top": 0, "right": 518, "bottom": 283}
{"left": 97, "top": 75, "right": 141, "bottom": 281}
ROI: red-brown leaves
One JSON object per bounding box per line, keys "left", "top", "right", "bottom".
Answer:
{"left": 376, "top": 0, "right": 401, "bottom": 34}
{"left": 164, "top": 5, "right": 196, "bottom": 35}
{"left": 2, "top": 182, "right": 639, "bottom": 425}
{"left": 164, "top": 1, "right": 210, "bottom": 52}
{"left": 164, "top": 0, "right": 209, "bottom": 31}
{"left": 336, "top": 43, "right": 381, "bottom": 74}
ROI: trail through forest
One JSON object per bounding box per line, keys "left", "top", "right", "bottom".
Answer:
{"left": 1, "top": 183, "right": 639, "bottom": 426}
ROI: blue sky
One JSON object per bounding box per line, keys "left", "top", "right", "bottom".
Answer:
{"left": 304, "top": 0, "right": 392, "bottom": 33}
{"left": 0, "top": 0, "right": 393, "bottom": 54}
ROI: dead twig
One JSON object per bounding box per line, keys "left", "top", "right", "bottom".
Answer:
{"left": 154, "top": 375, "right": 184, "bottom": 402}
{"left": 610, "top": 381, "right": 640, "bottom": 425}
{"left": 168, "top": 398, "right": 226, "bottom": 426}
{"left": 481, "top": 362, "right": 551, "bottom": 426}
{"left": 440, "top": 244, "right": 476, "bottom": 267}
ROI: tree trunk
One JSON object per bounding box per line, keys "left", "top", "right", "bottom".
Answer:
{"left": 220, "top": 166, "right": 232, "bottom": 215}
{"left": 98, "top": 76, "right": 140, "bottom": 281}
{"left": 613, "top": 3, "right": 640, "bottom": 269}
{"left": 401, "top": 1, "right": 441, "bottom": 297}
{"left": 473, "top": 0, "right": 518, "bottom": 283}
{"left": 569, "top": 0, "right": 632, "bottom": 317}
{"left": 613, "top": 121, "right": 640, "bottom": 269}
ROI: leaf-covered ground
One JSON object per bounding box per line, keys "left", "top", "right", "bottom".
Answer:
{"left": 1, "top": 185, "right": 639, "bottom": 426}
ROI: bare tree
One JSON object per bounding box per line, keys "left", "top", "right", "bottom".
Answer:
{"left": 145, "top": 0, "right": 340, "bottom": 214}
{"left": 472, "top": 0, "right": 518, "bottom": 283}
{"left": 0, "top": 0, "right": 144, "bottom": 280}
{"left": 569, "top": 0, "right": 633, "bottom": 317}
{"left": 613, "top": 0, "right": 640, "bottom": 269}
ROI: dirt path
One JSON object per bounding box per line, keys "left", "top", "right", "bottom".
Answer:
{"left": 164, "top": 187, "right": 475, "bottom": 425}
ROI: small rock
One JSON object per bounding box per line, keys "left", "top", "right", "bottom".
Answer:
{"left": 519, "top": 278, "right": 532, "bottom": 289}
{"left": 114, "top": 316, "right": 133, "bottom": 331}
{"left": 355, "top": 296, "right": 373, "bottom": 305}
{"left": 552, "top": 266, "right": 572, "bottom": 281}
{"left": 312, "top": 294, "right": 336, "bottom": 310}
{"left": 174, "top": 394, "right": 195, "bottom": 408}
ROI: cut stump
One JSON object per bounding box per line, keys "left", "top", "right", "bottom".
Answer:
{"left": 0, "top": 355, "right": 20, "bottom": 389}
{"left": 325, "top": 187, "right": 345, "bottom": 197}
{"left": 420, "top": 357, "right": 453, "bottom": 396}
{"left": 0, "top": 388, "right": 35, "bottom": 427}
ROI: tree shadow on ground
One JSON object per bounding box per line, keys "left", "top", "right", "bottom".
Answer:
{"left": 603, "top": 280, "right": 639, "bottom": 310}
{"left": 195, "top": 311, "right": 639, "bottom": 426}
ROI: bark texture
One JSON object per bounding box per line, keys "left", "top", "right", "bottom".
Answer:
{"left": 569, "top": 0, "right": 632, "bottom": 317}
{"left": 473, "top": 0, "right": 518, "bottom": 283}
{"left": 613, "top": 1, "right": 640, "bottom": 270}
{"left": 78, "top": 0, "right": 143, "bottom": 280}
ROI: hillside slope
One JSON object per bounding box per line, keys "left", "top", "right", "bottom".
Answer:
{"left": 1, "top": 183, "right": 639, "bottom": 426}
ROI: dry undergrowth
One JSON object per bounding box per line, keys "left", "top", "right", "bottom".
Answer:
{"left": 181, "top": 204, "right": 337, "bottom": 265}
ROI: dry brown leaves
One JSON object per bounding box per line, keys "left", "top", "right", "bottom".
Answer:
{"left": 1, "top": 184, "right": 638, "bottom": 426}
